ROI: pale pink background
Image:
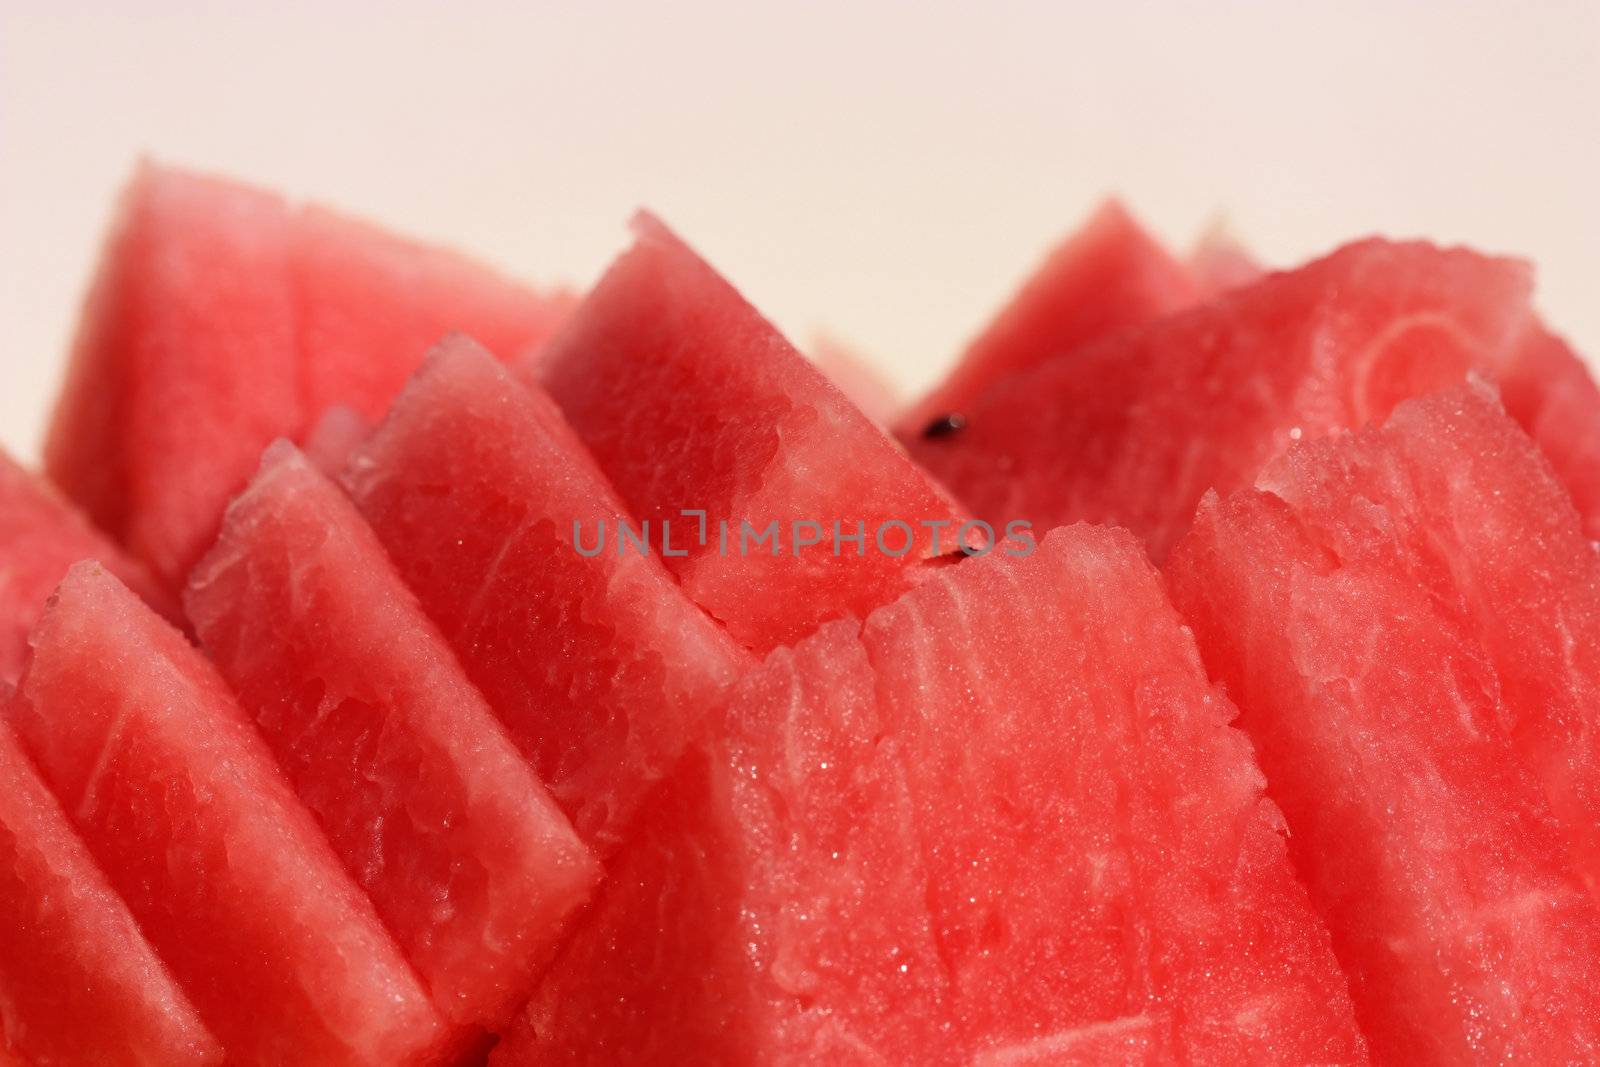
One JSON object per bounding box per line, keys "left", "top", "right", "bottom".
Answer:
{"left": 2, "top": 1, "right": 1596, "bottom": 461}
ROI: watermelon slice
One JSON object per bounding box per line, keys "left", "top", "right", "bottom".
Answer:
{"left": 292, "top": 204, "right": 576, "bottom": 420}
{"left": 1245, "top": 383, "right": 1600, "bottom": 898}
{"left": 895, "top": 199, "right": 1198, "bottom": 438}
{"left": 8, "top": 563, "right": 449, "bottom": 1065}
{"left": 0, "top": 717, "right": 222, "bottom": 1066}
{"left": 45, "top": 163, "right": 571, "bottom": 589}
{"left": 533, "top": 213, "right": 972, "bottom": 651}
{"left": 1496, "top": 326, "right": 1600, "bottom": 541}
{"left": 186, "top": 443, "right": 601, "bottom": 1035}
{"left": 343, "top": 338, "right": 754, "bottom": 853}
{"left": 494, "top": 528, "right": 1367, "bottom": 1064}
{"left": 0, "top": 448, "right": 176, "bottom": 685}
{"left": 1166, "top": 388, "right": 1600, "bottom": 1061}
{"left": 913, "top": 238, "right": 1599, "bottom": 561}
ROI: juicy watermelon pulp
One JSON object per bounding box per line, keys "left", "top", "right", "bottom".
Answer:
{"left": 343, "top": 337, "right": 755, "bottom": 854}
{"left": 0, "top": 718, "right": 221, "bottom": 1065}
{"left": 187, "top": 442, "right": 600, "bottom": 1036}
{"left": 911, "top": 237, "right": 1600, "bottom": 562}
{"left": 0, "top": 448, "right": 176, "bottom": 685}
{"left": 8, "top": 565, "right": 450, "bottom": 1065}
{"left": 8, "top": 165, "right": 1600, "bottom": 1065}
{"left": 44, "top": 163, "right": 572, "bottom": 591}
{"left": 1167, "top": 385, "right": 1600, "bottom": 1061}
{"left": 531, "top": 211, "right": 976, "bottom": 653}
{"left": 895, "top": 198, "right": 1199, "bottom": 439}
{"left": 494, "top": 528, "right": 1366, "bottom": 1064}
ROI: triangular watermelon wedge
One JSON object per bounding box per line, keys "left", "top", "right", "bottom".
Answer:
{"left": 896, "top": 199, "right": 1199, "bottom": 438}
{"left": 344, "top": 338, "right": 755, "bottom": 854}
{"left": 8, "top": 564, "right": 450, "bottom": 1065}
{"left": 187, "top": 442, "right": 600, "bottom": 1037}
{"left": 45, "top": 163, "right": 572, "bottom": 590}
{"left": 494, "top": 528, "right": 1367, "bottom": 1064}
{"left": 1246, "top": 382, "right": 1600, "bottom": 898}
{"left": 913, "top": 237, "right": 1600, "bottom": 561}
{"left": 0, "top": 717, "right": 222, "bottom": 1065}
{"left": 1167, "top": 385, "right": 1600, "bottom": 1061}
{"left": 1497, "top": 325, "right": 1600, "bottom": 541}
{"left": 0, "top": 448, "right": 176, "bottom": 685}
{"left": 533, "top": 213, "right": 975, "bottom": 651}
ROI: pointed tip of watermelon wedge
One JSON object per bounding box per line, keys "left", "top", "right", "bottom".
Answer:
{"left": 896, "top": 196, "right": 1200, "bottom": 437}
{"left": 628, "top": 207, "right": 673, "bottom": 242}
{"left": 50, "top": 558, "right": 138, "bottom": 621}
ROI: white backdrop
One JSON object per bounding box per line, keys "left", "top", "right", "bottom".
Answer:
{"left": 3, "top": 1, "right": 1596, "bottom": 462}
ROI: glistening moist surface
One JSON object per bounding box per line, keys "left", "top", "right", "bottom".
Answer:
{"left": 1167, "top": 386, "right": 1600, "bottom": 1063}
{"left": 345, "top": 339, "right": 753, "bottom": 855}
{"left": 1252, "top": 383, "right": 1600, "bottom": 899}
{"left": 495, "top": 527, "right": 1367, "bottom": 1065}
{"left": 534, "top": 212, "right": 972, "bottom": 652}
{"left": 45, "top": 163, "right": 570, "bottom": 589}
{"left": 9, "top": 565, "right": 447, "bottom": 1066}
{"left": 0, "top": 718, "right": 221, "bottom": 1066}
{"left": 188, "top": 443, "right": 599, "bottom": 1034}
{"left": 910, "top": 238, "right": 1598, "bottom": 563}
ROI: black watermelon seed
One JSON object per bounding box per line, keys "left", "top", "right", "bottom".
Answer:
{"left": 921, "top": 413, "right": 967, "bottom": 439}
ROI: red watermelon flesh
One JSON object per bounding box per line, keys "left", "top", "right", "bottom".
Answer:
{"left": 1166, "top": 417, "right": 1600, "bottom": 1062}
{"left": 895, "top": 199, "right": 1199, "bottom": 438}
{"left": 0, "top": 718, "right": 222, "bottom": 1066}
{"left": 45, "top": 165, "right": 296, "bottom": 592}
{"left": 0, "top": 448, "right": 177, "bottom": 685}
{"left": 45, "top": 163, "right": 571, "bottom": 590}
{"left": 533, "top": 212, "right": 973, "bottom": 652}
{"left": 292, "top": 204, "right": 576, "bottom": 421}
{"left": 494, "top": 528, "right": 1367, "bottom": 1064}
{"left": 1251, "top": 383, "right": 1600, "bottom": 900}
{"left": 1496, "top": 325, "right": 1600, "bottom": 542}
{"left": 344, "top": 337, "right": 755, "bottom": 853}
{"left": 912, "top": 238, "right": 1577, "bottom": 562}
{"left": 8, "top": 564, "right": 449, "bottom": 1066}
{"left": 1189, "top": 228, "right": 1264, "bottom": 295}
{"left": 186, "top": 442, "right": 600, "bottom": 1034}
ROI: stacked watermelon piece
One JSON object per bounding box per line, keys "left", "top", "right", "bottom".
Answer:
{"left": 2, "top": 163, "right": 1599, "bottom": 1065}
{"left": 46, "top": 165, "right": 573, "bottom": 591}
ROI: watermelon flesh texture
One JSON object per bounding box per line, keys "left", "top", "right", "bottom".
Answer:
{"left": 895, "top": 199, "right": 1198, "bottom": 438}
{"left": 44, "top": 164, "right": 296, "bottom": 595}
{"left": 0, "top": 448, "right": 177, "bottom": 685}
{"left": 912, "top": 238, "right": 1596, "bottom": 562}
{"left": 187, "top": 442, "right": 601, "bottom": 1035}
{"left": 45, "top": 163, "right": 571, "bottom": 590}
{"left": 344, "top": 337, "right": 755, "bottom": 854}
{"left": 293, "top": 204, "right": 577, "bottom": 420}
{"left": 1249, "top": 383, "right": 1600, "bottom": 901}
{"left": 8, "top": 564, "right": 449, "bottom": 1066}
{"left": 0, "top": 718, "right": 222, "bottom": 1066}
{"left": 496, "top": 528, "right": 1367, "bottom": 1065}
{"left": 1496, "top": 325, "right": 1600, "bottom": 542}
{"left": 532, "top": 212, "right": 973, "bottom": 652}
{"left": 1166, "top": 396, "right": 1600, "bottom": 1062}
